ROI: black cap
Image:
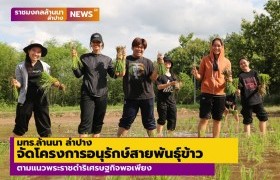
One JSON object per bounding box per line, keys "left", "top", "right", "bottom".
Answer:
{"left": 23, "top": 41, "right": 48, "bottom": 57}
{"left": 163, "top": 56, "right": 173, "bottom": 68}
{"left": 90, "top": 33, "right": 103, "bottom": 44}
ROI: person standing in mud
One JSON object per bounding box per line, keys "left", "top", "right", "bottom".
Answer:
{"left": 12, "top": 41, "right": 62, "bottom": 137}
{"left": 117, "top": 37, "right": 159, "bottom": 137}
{"left": 192, "top": 37, "right": 231, "bottom": 138}
{"left": 156, "top": 56, "right": 179, "bottom": 137}
{"left": 237, "top": 57, "right": 268, "bottom": 136}
{"left": 72, "top": 33, "right": 116, "bottom": 137}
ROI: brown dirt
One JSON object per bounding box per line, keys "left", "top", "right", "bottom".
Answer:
{"left": 0, "top": 108, "right": 198, "bottom": 141}
{"left": 1, "top": 108, "right": 280, "bottom": 179}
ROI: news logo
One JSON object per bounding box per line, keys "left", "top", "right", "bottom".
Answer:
{"left": 11, "top": 8, "right": 99, "bottom": 21}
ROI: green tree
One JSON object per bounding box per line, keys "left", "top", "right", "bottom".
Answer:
{"left": 107, "top": 77, "right": 124, "bottom": 105}
{"left": 240, "top": 0, "right": 280, "bottom": 93}
{"left": 0, "top": 42, "right": 20, "bottom": 103}
{"left": 165, "top": 33, "right": 208, "bottom": 104}
{"left": 176, "top": 73, "right": 194, "bottom": 104}
{"left": 166, "top": 33, "right": 209, "bottom": 75}
{"left": 224, "top": 33, "right": 248, "bottom": 77}
{"left": 42, "top": 39, "right": 87, "bottom": 105}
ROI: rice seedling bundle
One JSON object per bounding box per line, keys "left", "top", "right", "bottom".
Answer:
{"left": 229, "top": 109, "right": 238, "bottom": 116}
{"left": 258, "top": 73, "right": 270, "bottom": 97}
{"left": 72, "top": 54, "right": 83, "bottom": 70}
{"left": 70, "top": 42, "right": 83, "bottom": 70}
{"left": 232, "top": 78, "right": 239, "bottom": 88}
{"left": 40, "top": 72, "right": 64, "bottom": 97}
{"left": 12, "top": 85, "right": 18, "bottom": 101}
{"left": 115, "top": 46, "right": 126, "bottom": 76}
{"left": 223, "top": 69, "right": 236, "bottom": 95}
{"left": 157, "top": 53, "right": 166, "bottom": 76}
{"left": 10, "top": 77, "right": 19, "bottom": 101}
{"left": 225, "top": 83, "right": 237, "bottom": 95}
{"left": 9, "top": 77, "right": 19, "bottom": 101}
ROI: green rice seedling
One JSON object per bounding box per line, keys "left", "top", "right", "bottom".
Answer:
{"left": 216, "top": 164, "right": 231, "bottom": 180}
{"left": 12, "top": 85, "right": 18, "bottom": 101}
{"left": 70, "top": 42, "right": 83, "bottom": 70}
{"left": 240, "top": 165, "right": 247, "bottom": 180}
{"left": 231, "top": 109, "right": 238, "bottom": 116}
{"left": 232, "top": 78, "right": 238, "bottom": 87}
{"left": 157, "top": 52, "right": 166, "bottom": 76}
{"left": 225, "top": 119, "right": 237, "bottom": 137}
{"left": 258, "top": 73, "right": 270, "bottom": 97}
{"left": 106, "top": 176, "right": 131, "bottom": 180}
{"left": 157, "top": 63, "right": 166, "bottom": 76}
{"left": 40, "top": 72, "right": 65, "bottom": 97}
{"left": 152, "top": 176, "right": 180, "bottom": 180}
{"left": 261, "top": 171, "right": 273, "bottom": 180}
{"left": 223, "top": 69, "right": 236, "bottom": 95}
{"left": 9, "top": 77, "right": 19, "bottom": 101}
{"left": 225, "top": 83, "right": 236, "bottom": 95}
{"left": 71, "top": 55, "right": 83, "bottom": 70}
{"left": 0, "top": 141, "right": 9, "bottom": 164}
{"left": 245, "top": 134, "right": 266, "bottom": 163}
{"left": 115, "top": 46, "right": 126, "bottom": 76}
{"left": 10, "top": 177, "right": 29, "bottom": 180}
{"left": 240, "top": 166, "right": 255, "bottom": 180}
{"left": 267, "top": 128, "right": 280, "bottom": 151}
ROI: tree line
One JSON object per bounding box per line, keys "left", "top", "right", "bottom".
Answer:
{"left": 1, "top": 0, "right": 279, "bottom": 106}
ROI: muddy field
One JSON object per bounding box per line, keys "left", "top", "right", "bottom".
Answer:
{"left": 1, "top": 108, "right": 280, "bottom": 180}
{"left": 0, "top": 108, "right": 198, "bottom": 140}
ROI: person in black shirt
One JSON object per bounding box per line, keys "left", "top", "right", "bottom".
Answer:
{"left": 117, "top": 37, "right": 159, "bottom": 137}
{"left": 237, "top": 57, "right": 268, "bottom": 136}
{"left": 12, "top": 41, "right": 61, "bottom": 137}
{"left": 72, "top": 33, "right": 116, "bottom": 137}
{"left": 156, "top": 56, "right": 179, "bottom": 137}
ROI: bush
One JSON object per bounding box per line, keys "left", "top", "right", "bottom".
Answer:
{"left": 176, "top": 73, "right": 194, "bottom": 104}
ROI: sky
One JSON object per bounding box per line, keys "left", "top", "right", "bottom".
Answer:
{"left": 0, "top": 0, "right": 268, "bottom": 60}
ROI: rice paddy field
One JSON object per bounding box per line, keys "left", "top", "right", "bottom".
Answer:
{"left": 0, "top": 105, "right": 280, "bottom": 180}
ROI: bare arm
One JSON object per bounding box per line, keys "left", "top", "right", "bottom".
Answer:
{"left": 192, "top": 67, "right": 201, "bottom": 80}
{"left": 157, "top": 81, "right": 176, "bottom": 90}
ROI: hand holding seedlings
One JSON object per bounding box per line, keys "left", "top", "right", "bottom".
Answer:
{"left": 70, "top": 42, "right": 82, "bottom": 70}
{"left": 115, "top": 46, "right": 126, "bottom": 77}
{"left": 156, "top": 52, "right": 166, "bottom": 75}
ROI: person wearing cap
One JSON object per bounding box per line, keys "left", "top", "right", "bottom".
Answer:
{"left": 156, "top": 56, "right": 179, "bottom": 137}
{"left": 117, "top": 37, "right": 160, "bottom": 137}
{"left": 12, "top": 41, "right": 59, "bottom": 137}
{"left": 71, "top": 33, "right": 116, "bottom": 137}
{"left": 192, "top": 37, "right": 232, "bottom": 138}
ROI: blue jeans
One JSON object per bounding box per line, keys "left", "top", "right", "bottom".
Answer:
{"left": 119, "top": 98, "right": 156, "bottom": 130}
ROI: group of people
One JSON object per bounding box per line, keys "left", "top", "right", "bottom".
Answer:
{"left": 192, "top": 38, "right": 268, "bottom": 137}
{"left": 11, "top": 33, "right": 268, "bottom": 138}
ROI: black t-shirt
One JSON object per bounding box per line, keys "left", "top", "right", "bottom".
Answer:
{"left": 156, "top": 74, "right": 177, "bottom": 104}
{"left": 73, "top": 53, "right": 115, "bottom": 97}
{"left": 26, "top": 60, "right": 44, "bottom": 99}
{"left": 27, "top": 60, "right": 43, "bottom": 88}
{"left": 123, "top": 55, "right": 155, "bottom": 100}
{"left": 238, "top": 70, "right": 262, "bottom": 106}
